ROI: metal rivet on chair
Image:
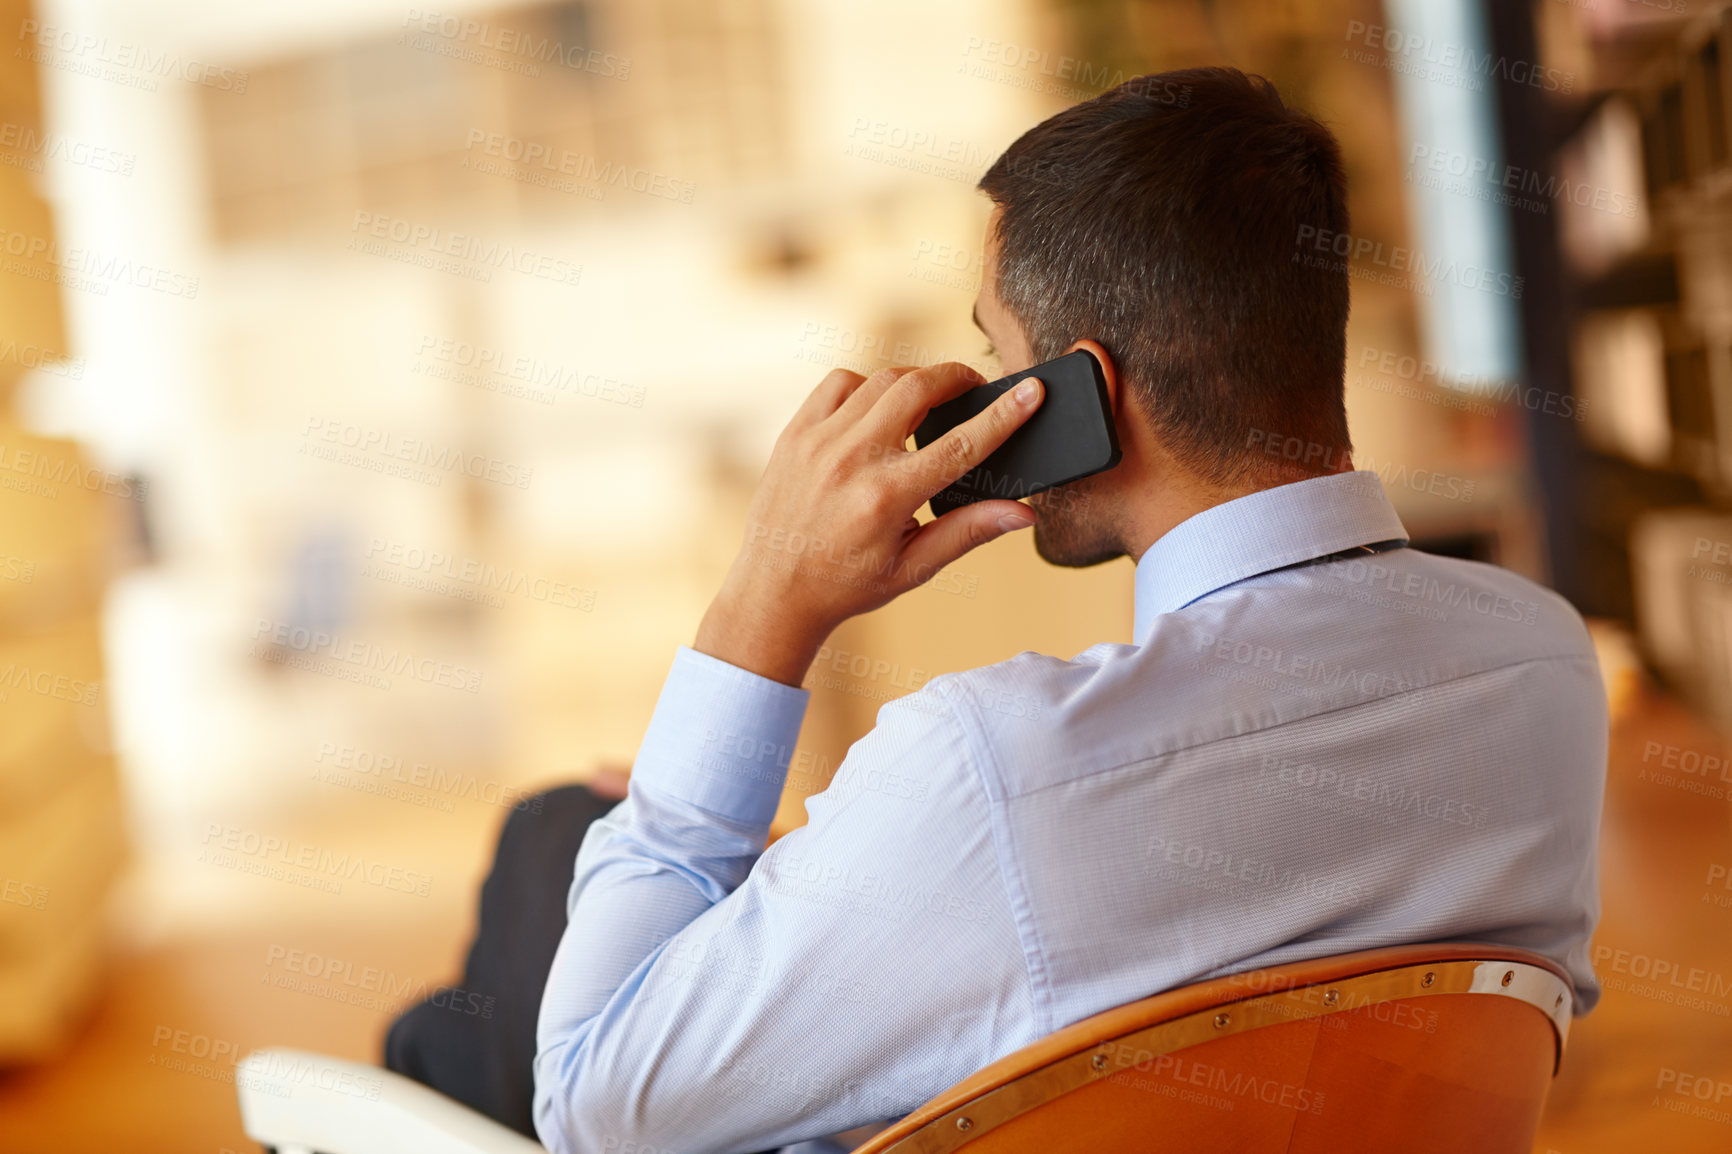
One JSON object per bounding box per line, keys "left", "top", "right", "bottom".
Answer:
{"left": 1502, "top": 970, "right": 1514, "bottom": 987}
{"left": 1323, "top": 988, "right": 1339, "bottom": 1007}
{"left": 1420, "top": 971, "right": 1435, "bottom": 988}
{"left": 956, "top": 1117, "right": 973, "bottom": 1132}
{"left": 1213, "top": 1012, "right": 1230, "bottom": 1028}
{"left": 1091, "top": 1053, "right": 1107, "bottom": 1070}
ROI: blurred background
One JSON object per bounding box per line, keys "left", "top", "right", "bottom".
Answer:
{"left": 0, "top": 0, "right": 1726, "bottom": 1149}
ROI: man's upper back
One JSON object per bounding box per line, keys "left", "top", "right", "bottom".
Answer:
{"left": 925, "top": 489, "right": 1606, "bottom": 1036}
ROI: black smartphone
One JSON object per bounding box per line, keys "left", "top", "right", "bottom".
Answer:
{"left": 912, "top": 349, "right": 1120, "bottom": 517}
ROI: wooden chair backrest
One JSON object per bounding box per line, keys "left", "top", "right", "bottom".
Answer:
{"left": 850, "top": 943, "right": 1572, "bottom": 1154}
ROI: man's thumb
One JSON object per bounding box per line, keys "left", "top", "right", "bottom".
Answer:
{"left": 900, "top": 501, "right": 1033, "bottom": 582}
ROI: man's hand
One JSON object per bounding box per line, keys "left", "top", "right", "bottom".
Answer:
{"left": 694, "top": 362, "right": 1043, "bottom": 686}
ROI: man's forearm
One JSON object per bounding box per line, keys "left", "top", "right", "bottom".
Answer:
{"left": 532, "top": 645, "right": 809, "bottom": 1151}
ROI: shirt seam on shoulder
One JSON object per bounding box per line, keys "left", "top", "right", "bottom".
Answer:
{"left": 994, "top": 650, "right": 1603, "bottom": 804}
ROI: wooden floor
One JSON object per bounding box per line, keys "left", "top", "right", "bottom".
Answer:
{"left": 0, "top": 657, "right": 1728, "bottom": 1152}
{"left": 0, "top": 927, "right": 456, "bottom": 1152}
{"left": 1531, "top": 671, "right": 1732, "bottom": 1152}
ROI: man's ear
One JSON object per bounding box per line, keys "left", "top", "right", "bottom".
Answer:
{"left": 1064, "top": 339, "right": 1119, "bottom": 411}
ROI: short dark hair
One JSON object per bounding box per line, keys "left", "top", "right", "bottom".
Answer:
{"left": 979, "top": 67, "right": 1351, "bottom": 486}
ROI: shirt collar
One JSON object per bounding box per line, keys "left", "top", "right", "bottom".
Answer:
{"left": 1132, "top": 470, "right": 1409, "bottom": 645}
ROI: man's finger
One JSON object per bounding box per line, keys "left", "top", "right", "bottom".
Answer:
{"left": 868, "top": 361, "right": 988, "bottom": 440}
{"left": 901, "top": 376, "right": 1043, "bottom": 494}
{"left": 788, "top": 368, "right": 867, "bottom": 433}
{"left": 830, "top": 365, "right": 919, "bottom": 428}
{"left": 896, "top": 499, "right": 1034, "bottom": 586}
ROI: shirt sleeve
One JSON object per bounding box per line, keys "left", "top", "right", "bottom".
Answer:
{"left": 532, "top": 648, "right": 1035, "bottom": 1154}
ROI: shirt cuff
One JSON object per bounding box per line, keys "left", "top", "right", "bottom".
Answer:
{"left": 630, "top": 646, "right": 811, "bottom": 828}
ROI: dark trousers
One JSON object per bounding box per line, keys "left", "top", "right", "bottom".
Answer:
{"left": 384, "top": 784, "right": 614, "bottom": 1138}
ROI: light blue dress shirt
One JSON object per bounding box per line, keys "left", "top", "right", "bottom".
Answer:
{"left": 534, "top": 470, "right": 1607, "bottom": 1154}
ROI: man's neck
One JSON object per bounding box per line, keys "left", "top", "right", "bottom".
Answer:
{"left": 1121, "top": 466, "right": 1266, "bottom": 564}
{"left": 1118, "top": 444, "right": 1358, "bottom": 562}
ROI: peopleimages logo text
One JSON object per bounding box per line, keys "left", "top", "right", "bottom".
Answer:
{"left": 1344, "top": 21, "right": 1573, "bottom": 94}
{"left": 251, "top": 618, "right": 484, "bottom": 694}
{"left": 15, "top": 19, "right": 249, "bottom": 92}
{"left": 0, "top": 226, "right": 199, "bottom": 298}
{"left": 347, "top": 212, "right": 582, "bottom": 287}
{"left": 401, "top": 9, "right": 631, "bottom": 79}
{"left": 1294, "top": 224, "right": 1522, "bottom": 299}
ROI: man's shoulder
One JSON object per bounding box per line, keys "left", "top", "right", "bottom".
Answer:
{"left": 866, "top": 645, "right": 1144, "bottom": 800}
{"left": 1383, "top": 549, "right": 1595, "bottom": 657}
{"left": 896, "top": 642, "right": 1137, "bottom": 721}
